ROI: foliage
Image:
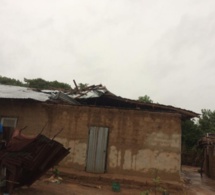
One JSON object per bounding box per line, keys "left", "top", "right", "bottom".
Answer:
{"left": 52, "top": 167, "right": 60, "bottom": 177}
{"left": 138, "top": 95, "right": 153, "bottom": 103}
{"left": 0, "top": 75, "right": 72, "bottom": 90}
{"left": 198, "top": 109, "right": 215, "bottom": 133}
{"left": 24, "top": 78, "right": 71, "bottom": 90}
{"left": 182, "top": 109, "right": 215, "bottom": 151}
{"left": 182, "top": 109, "right": 215, "bottom": 165}
{"left": 78, "top": 83, "right": 88, "bottom": 90}
{"left": 140, "top": 169, "right": 168, "bottom": 195}
{"left": 0, "top": 75, "right": 24, "bottom": 86}
{"left": 181, "top": 119, "right": 201, "bottom": 150}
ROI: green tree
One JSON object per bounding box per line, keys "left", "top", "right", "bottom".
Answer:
{"left": 138, "top": 95, "right": 153, "bottom": 103}
{"left": 49, "top": 80, "right": 71, "bottom": 90}
{"left": 0, "top": 75, "right": 24, "bottom": 86}
{"left": 182, "top": 119, "right": 201, "bottom": 150}
{"left": 24, "top": 78, "right": 71, "bottom": 90}
{"left": 198, "top": 109, "right": 215, "bottom": 133}
{"left": 181, "top": 110, "right": 215, "bottom": 165}
{"left": 182, "top": 109, "right": 215, "bottom": 150}
{"left": 181, "top": 119, "right": 202, "bottom": 165}
{"left": 0, "top": 76, "right": 72, "bottom": 90}
{"left": 24, "top": 78, "right": 48, "bottom": 89}
{"left": 181, "top": 109, "right": 215, "bottom": 150}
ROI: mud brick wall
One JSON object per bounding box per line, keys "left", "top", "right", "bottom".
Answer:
{"left": 0, "top": 100, "right": 182, "bottom": 181}
{"left": 204, "top": 147, "right": 215, "bottom": 179}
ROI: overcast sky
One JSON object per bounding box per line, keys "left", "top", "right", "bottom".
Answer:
{"left": 1, "top": 0, "right": 215, "bottom": 114}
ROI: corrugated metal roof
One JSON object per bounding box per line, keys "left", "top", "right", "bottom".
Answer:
{"left": 100, "top": 94, "right": 200, "bottom": 119}
{"left": 52, "top": 91, "right": 80, "bottom": 105}
{"left": 68, "top": 84, "right": 109, "bottom": 99}
{"left": 70, "top": 90, "right": 106, "bottom": 99}
{"left": 0, "top": 127, "right": 70, "bottom": 193}
{"left": 0, "top": 84, "right": 50, "bottom": 102}
{"left": 0, "top": 84, "right": 199, "bottom": 119}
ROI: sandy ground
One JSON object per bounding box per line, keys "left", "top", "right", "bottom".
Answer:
{"left": 2, "top": 166, "right": 215, "bottom": 195}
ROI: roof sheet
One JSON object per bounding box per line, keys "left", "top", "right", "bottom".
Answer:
{"left": 0, "top": 84, "right": 199, "bottom": 119}
{"left": 70, "top": 90, "right": 105, "bottom": 99}
{"left": 103, "top": 95, "right": 199, "bottom": 118}
{"left": 0, "top": 84, "right": 50, "bottom": 102}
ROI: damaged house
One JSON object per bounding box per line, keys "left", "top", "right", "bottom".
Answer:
{"left": 198, "top": 134, "right": 215, "bottom": 179}
{"left": 0, "top": 84, "right": 198, "bottom": 181}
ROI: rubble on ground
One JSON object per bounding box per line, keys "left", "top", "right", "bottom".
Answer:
{"left": 0, "top": 127, "right": 70, "bottom": 194}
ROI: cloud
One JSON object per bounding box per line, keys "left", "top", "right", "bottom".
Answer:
{"left": 142, "top": 11, "right": 215, "bottom": 112}
{"left": 1, "top": 0, "right": 215, "bottom": 113}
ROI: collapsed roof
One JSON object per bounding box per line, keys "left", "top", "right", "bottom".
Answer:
{"left": 0, "top": 127, "right": 70, "bottom": 194}
{"left": 198, "top": 133, "right": 215, "bottom": 148}
{"left": 0, "top": 84, "right": 199, "bottom": 119}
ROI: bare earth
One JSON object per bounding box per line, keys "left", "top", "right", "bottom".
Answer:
{"left": 182, "top": 166, "right": 215, "bottom": 195}
{"left": 6, "top": 166, "right": 215, "bottom": 195}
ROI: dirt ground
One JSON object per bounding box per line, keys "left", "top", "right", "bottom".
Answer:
{"left": 182, "top": 166, "right": 215, "bottom": 195}
{"left": 4, "top": 166, "right": 215, "bottom": 195}
{"left": 13, "top": 182, "right": 143, "bottom": 195}
{"left": 12, "top": 180, "right": 182, "bottom": 195}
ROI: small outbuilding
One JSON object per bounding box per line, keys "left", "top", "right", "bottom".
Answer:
{"left": 0, "top": 84, "right": 198, "bottom": 181}
{"left": 198, "top": 133, "right": 215, "bottom": 179}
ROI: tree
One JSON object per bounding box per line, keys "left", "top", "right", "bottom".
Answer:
{"left": 181, "top": 109, "right": 215, "bottom": 151}
{"left": 181, "top": 119, "right": 201, "bottom": 150}
{"left": 49, "top": 80, "right": 71, "bottom": 90}
{"left": 0, "top": 75, "right": 73, "bottom": 90}
{"left": 138, "top": 95, "right": 153, "bottom": 103}
{"left": 24, "top": 78, "right": 48, "bottom": 89}
{"left": 198, "top": 109, "right": 215, "bottom": 133}
{"left": 24, "top": 78, "right": 71, "bottom": 90}
{"left": 0, "top": 75, "right": 24, "bottom": 86}
{"left": 181, "top": 119, "right": 203, "bottom": 166}
{"left": 181, "top": 109, "right": 215, "bottom": 165}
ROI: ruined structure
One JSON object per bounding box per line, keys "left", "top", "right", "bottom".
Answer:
{"left": 198, "top": 134, "right": 215, "bottom": 179}
{"left": 0, "top": 84, "right": 198, "bottom": 182}
{"left": 0, "top": 126, "right": 70, "bottom": 194}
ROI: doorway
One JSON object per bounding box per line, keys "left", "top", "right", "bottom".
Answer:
{"left": 86, "top": 126, "right": 109, "bottom": 173}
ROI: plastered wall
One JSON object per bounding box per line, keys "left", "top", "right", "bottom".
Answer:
{"left": 0, "top": 100, "right": 182, "bottom": 181}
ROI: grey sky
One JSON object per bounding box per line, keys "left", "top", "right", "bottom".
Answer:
{"left": 1, "top": 0, "right": 215, "bottom": 114}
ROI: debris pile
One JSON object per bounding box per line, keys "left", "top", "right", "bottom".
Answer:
{"left": 0, "top": 127, "right": 70, "bottom": 194}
